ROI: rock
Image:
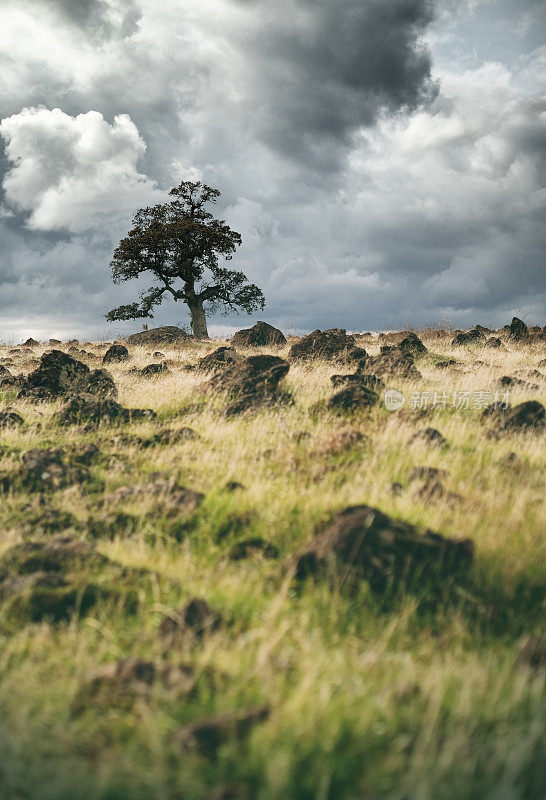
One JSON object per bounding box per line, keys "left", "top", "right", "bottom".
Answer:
{"left": 224, "top": 481, "right": 245, "bottom": 492}
{"left": 330, "top": 372, "right": 385, "bottom": 391}
{"left": 498, "top": 452, "right": 524, "bottom": 468}
{"left": 175, "top": 707, "right": 270, "bottom": 756}
{"left": 409, "top": 428, "right": 448, "bottom": 447}
{"left": 159, "top": 598, "right": 222, "bottom": 644}
{"left": 20, "top": 350, "right": 90, "bottom": 399}
{"left": 517, "top": 637, "right": 546, "bottom": 669}
{"left": 229, "top": 538, "right": 279, "bottom": 560}
{"left": 485, "top": 337, "right": 502, "bottom": 348}
{"left": 72, "top": 658, "right": 196, "bottom": 714}
{"left": 85, "top": 368, "right": 118, "bottom": 399}
{"left": 23, "top": 337, "right": 39, "bottom": 346}
{"left": 416, "top": 480, "right": 462, "bottom": 507}
{"left": 390, "top": 482, "right": 404, "bottom": 496}
{"left": 538, "top": 359, "right": 546, "bottom": 368}
{"left": 509, "top": 317, "right": 529, "bottom": 342}
{"left": 108, "top": 477, "right": 203, "bottom": 511}
{"left": 0, "top": 365, "right": 19, "bottom": 388}
{"left": 145, "top": 427, "right": 200, "bottom": 446}
{"left": 436, "top": 359, "right": 457, "bottom": 368}
{"left": 19, "top": 448, "right": 88, "bottom": 491}
{"left": 126, "top": 326, "right": 190, "bottom": 346}
{"left": 197, "top": 347, "right": 239, "bottom": 372}
{"left": 56, "top": 393, "right": 155, "bottom": 426}
{"left": 408, "top": 466, "right": 450, "bottom": 482}
{"left": 499, "top": 401, "right": 545, "bottom": 432}
{"left": 359, "top": 350, "right": 422, "bottom": 380}
{"left": 152, "top": 351, "right": 166, "bottom": 359}
{"left": 397, "top": 333, "right": 427, "bottom": 357}
{"left": 289, "top": 505, "right": 473, "bottom": 591}
{"left": 0, "top": 410, "right": 24, "bottom": 428}
{"left": 326, "top": 384, "right": 379, "bottom": 414}
{"left": 320, "top": 427, "right": 370, "bottom": 455}
{"left": 103, "top": 344, "right": 129, "bottom": 363}
{"left": 203, "top": 355, "right": 290, "bottom": 416}
{"left": 289, "top": 329, "right": 357, "bottom": 361}
{"left": 66, "top": 339, "right": 79, "bottom": 347}
{"left": 451, "top": 329, "right": 486, "bottom": 346}
{"left": 49, "top": 338, "right": 62, "bottom": 345}
{"left": 140, "top": 362, "right": 169, "bottom": 376}
{"left": 231, "top": 321, "right": 286, "bottom": 347}
{"left": 498, "top": 375, "right": 539, "bottom": 391}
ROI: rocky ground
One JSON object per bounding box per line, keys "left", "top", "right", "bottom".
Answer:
{"left": 0, "top": 318, "right": 545, "bottom": 800}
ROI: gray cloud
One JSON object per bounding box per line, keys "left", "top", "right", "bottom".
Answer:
{"left": 0, "top": 0, "right": 544, "bottom": 341}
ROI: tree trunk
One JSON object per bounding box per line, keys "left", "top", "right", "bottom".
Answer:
{"left": 188, "top": 299, "right": 209, "bottom": 339}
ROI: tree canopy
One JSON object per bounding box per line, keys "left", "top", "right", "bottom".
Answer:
{"left": 106, "top": 181, "right": 265, "bottom": 338}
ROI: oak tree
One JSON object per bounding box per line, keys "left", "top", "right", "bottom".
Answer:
{"left": 106, "top": 181, "right": 265, "bottom": 339}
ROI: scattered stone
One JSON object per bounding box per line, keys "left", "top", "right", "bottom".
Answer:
{"left": 229, "top": 538, "right": 279, "bottom": 560}
{"left": 390, "top": 482, "right": 404, "bottom": 496}
{"left": 224, "top": 481, "right": 245, "bottom": 492}
{"left": 409, "top": 428, "right": 448, "bottom": 447}
{"left": 330, "top": 372, "right": 385, "bottom": 391}
{"left": 0, "top": 365, "right": 19, "bottom": 387}
{"left": 85, "top": 368, "right": 118, "bottom": 399}
{"left": 127, "top": 326, "right": 190, "bottom": 346}
{"left": 57, "top": 394, "right": 124, "bottom": 426}
{"left": 109, "top": 476, "right": 204, "bottom": 511}
{"left": 509, "top": 317, "right": 529, "bottom": 342}
{"left": 140, "top": 362, "right": 169, "bottom": 377}
{"left": 451, "top": 329, "right": 486, "bottom": 346}
{"left": 175, "top": 707, "right": 270, "bottom": 756}
{"left": 416, "top": 480, "right": 462, "bottom": 507}
{"left": 408, "top": 466, "right": 450, "bottom": 482}
{"left": 145, "top": 427, "right": 200, "bottom": 446}
{"left": 517, "top": 637, "right": 546, "bottom": 669}
{"left": 359, "top": 350, "right": 421, "bottom": 380}
{"left": 499, "top": 401, "right": 545, "bottom": 432}
{"left": 436, "top": 359, "right": 457, "bottom": 368}
{"left": 71, "top": 658, "right": 196, "bottom": 714}
{"left": 326, "top": 384, "right": 379, "bottom": 415}
{"left": 498, "top": 452, "right": 524, "bottom": 468}
{"left": 198, "top": 347, "right": 239, "bottom": 372}
{"left": 289, "top": 329, "right": 357, "bottom": 361}
{"left": 231, "top": 321, "right": 286, "bottom": 347}
{"left": 498, "top": 375, "right": 539, "bottom": 391}
{"left": 203, "top": 355, "right": 290, "bottom": 416}
{"left": 485, "top": 337, "right": 502, "bottom": 348}
{"left": 288, "top": 505, "right": 473, "bottom": 591}
{"left": 19, "top": 350, "right": 91, "bottom": 399}
{"left": 49, "top": 338, "right": 62, "bottom": 345}
{"left": 103, "top": 344, "right": 129, "bottom": 363}
{"left": 24, "top": 337, "right": 39, "bottom": 346}
{"left": 0, "top": 410, "right": 24, "bottom": 428}
{"left": 159, "top": 598, "right": 222, "bottom": 644}
{"left": 397, "top": 332, "right": 427, "bottom": 357}
{"left": 321, "top": 427, "right": 370, "bottom": 455}
{"left": 19, "top": 448, "right": 88, "bottom": 491}
{"left": 152, "top": 351, "right": 166, "bottom": 359}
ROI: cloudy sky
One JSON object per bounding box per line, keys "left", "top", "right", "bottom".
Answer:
{"left": 0, "top": 0, "right": 544, "bottom": 341}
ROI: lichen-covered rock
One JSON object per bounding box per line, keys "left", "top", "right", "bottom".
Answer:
{"left": 327, "top": 384, "right": 379, "bottom": 414}
{"left": 288, "top": 505, "right": 473, "bottom": 591}
{"left": 397, "top": 333, "right": 427, "bottom": 357}
{"left": 197, "top": 347, "right": 239, "bottom": 372}
{"left": 232, "top": 321, "right": 286, "bottom": 347}
{"left": 509, "top": 317, "right": 529, "bottom": 342}
{"left": 359, "top": 350, "right": 422, "bottom": 380}
{"left": 20, "top": 350, "right": 90, "bottom": 398}
{"left": 127, "top": 326, "right": 190, "bottom": 346}
{"left": 452, "top": 329, "right": 486, "bottom": 346}
{"left": 85, "top": 368, "right": 118, "bottom": 399}
{"left": 203, "top": 355, "right": 290, "bottom": 415}
{"left": 289, "top": 329, "right": 357, "bottom": 361}
{"left": 103, "top": 344, "right": 129, "bottom": 363}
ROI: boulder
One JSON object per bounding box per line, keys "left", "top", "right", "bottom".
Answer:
{"left": 289, "top": 329, "right": 357, "bottom": 361}
{"left": 159, "top": 598, "right": 222, "bottom": 644}
{"left": 23, "top": 337, "right": 39, "bottom": 346}
{"left": 0, "top": 411, "right": 24, "bottom": 428}
{"left": 57, "top": 393, "right": 156, "bottom": 426}
{"left": 326, "top": 384, "right": 379, "bottom": 414}
{"left": 0, "top": 365, "right": 19, "bottom": 387}
{"left": 103, "top": 344, "right": 129, "bottom": 363}
{"left": 229, "top": 538, "right": 279, "bottom": 560}
{"left": 85, "top": 368, "right": 118, "bottom": 399}
{"left": 231, "top": 321, "right": 286, "bottom": 347}
{"left": 175, "top": 707, "right": 270, "bottom": 756}
{"left": 499, "top": 401, "right": 545, "bottom": 432}
{"left": 197, "top": 347, "right": 239, "bottom": 372}
{"left": 140, "top": 362, "right": 169, "bottom": 377}
{"left": 409, "top": 428, "right": 448, "bottom": 447}
{"left": 397, "top": 333, "right": 427, "bottom": 357}
{"left": 203, "top": 355, "right": 290, "bottom": 415}
{"left": 18, "top": 447, "right": 88, "bottom": 491}
{"left": 485, "top": 337, "right": 502, "bottom": 348}
{"left": 451, "top": 329, "right": 486, "bottom": 346}
{"left": 126, "top": 326, "right": 190, "bottom": 346}
{"left": 359, "top": 350, "right": 422, "bottom": 380}
{"left": 289, "top": 505, "right": 473, "bottom": 591}
{"left": 330, "top": 372, "right": 385, "bottom": 391}
{"left": 509, "top": 317, "right": 529, "bottom": 342}
{"left": 20, "top": 350, "right": 90, "bottom": 399}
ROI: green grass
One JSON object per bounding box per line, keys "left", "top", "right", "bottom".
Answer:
{"left": 0, "top": 331, "right": 545, "bottom": 799}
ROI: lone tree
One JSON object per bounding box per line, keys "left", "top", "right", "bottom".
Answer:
{"left": 105, "top": 181, "right": 265, "bottom": 339}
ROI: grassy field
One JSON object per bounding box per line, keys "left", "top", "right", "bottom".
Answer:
{"left": 0, "top": 328, "right": 545, "bottom": 800}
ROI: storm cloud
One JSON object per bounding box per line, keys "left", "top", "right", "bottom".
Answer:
{"left": 0, "top": 0, "right": 544, "bottom": 341}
